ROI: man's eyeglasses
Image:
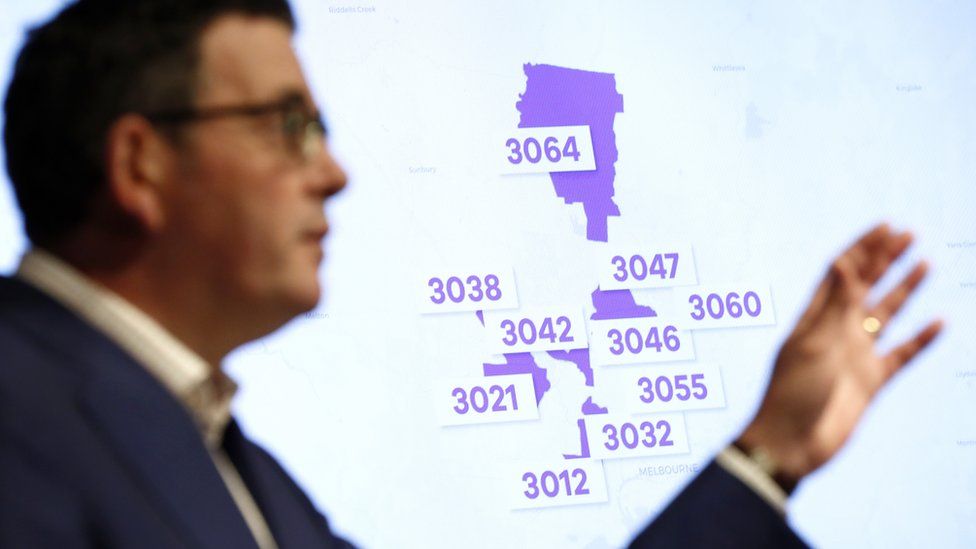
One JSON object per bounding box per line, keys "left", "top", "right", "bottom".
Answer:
{"left": 144, "top": 93, "right": 328, "bottom": 161}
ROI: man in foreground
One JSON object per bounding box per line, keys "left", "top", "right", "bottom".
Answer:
{"left": 0, "top": 0, "right": 941, "bottom": 547}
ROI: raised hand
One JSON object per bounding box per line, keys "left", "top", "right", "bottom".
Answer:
{"left": 736, "top": 223, "right": 943, "bottom": 485}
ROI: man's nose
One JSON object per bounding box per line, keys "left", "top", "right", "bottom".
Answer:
{"left": 307, "top": 138, "right": 348, "bottom": 200}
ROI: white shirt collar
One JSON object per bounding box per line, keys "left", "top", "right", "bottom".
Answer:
{"left": 16, "top": 248, "right": 236, "bottom": 448}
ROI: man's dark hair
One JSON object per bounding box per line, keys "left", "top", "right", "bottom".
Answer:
{"left": 3, "top": 0, "right": 295, "bottom": 247}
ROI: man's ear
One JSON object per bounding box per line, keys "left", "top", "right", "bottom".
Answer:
{"left": 103, "top": 114, "right": 172, "bottom": 233}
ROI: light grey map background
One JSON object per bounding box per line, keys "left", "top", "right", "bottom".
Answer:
{"left": 1, "top": 1, "right": 974, "bottom": 547}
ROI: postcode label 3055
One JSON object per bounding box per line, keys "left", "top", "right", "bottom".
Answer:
{"left": 624, "top": 363, "right": 727, "bottom": 414}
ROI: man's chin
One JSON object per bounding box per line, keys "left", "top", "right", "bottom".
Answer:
{"left": 290, "top": 277, "right": 323, "bottom": 315}
{"left": 253, "top": 264, "right": 324, "bottom": 331}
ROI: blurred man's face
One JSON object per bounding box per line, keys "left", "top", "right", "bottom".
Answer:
{"left": 159, "top": 14, "right": 346, "bottom": 324}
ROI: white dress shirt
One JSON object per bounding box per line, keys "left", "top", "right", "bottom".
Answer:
{"left": 716, "top": 445, "right": 788, "bottom": 514}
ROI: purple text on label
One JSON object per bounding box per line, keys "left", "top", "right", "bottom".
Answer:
{"left": 452, "top": 384, "right": 518, "bottom": 415}
{"left": 501, "top": 316, "right": 574, "bottom": 347}
{"left": 607, "top": 325, "right": 680, "bottom": 355}
{"left": 429, "top": 274, "right": 502, "bottom": 305}
{"left": 638, "top": 374, "right": 708, "bottom": 403}
{"left": 601, "top": 420, "right": 675, "bottom": 451}
{"left": 522, "top": 468, "right": 590, "bottom": 499}
{"left": 689, "top": 291, "right": 761, "bottom": 321}
{"left": 611, "top": 253, "right": 678, "bottom": 282}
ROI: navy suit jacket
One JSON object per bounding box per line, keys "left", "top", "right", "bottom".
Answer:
{"left": 0, "top": 276, "right": 352, "bottom": 548}
{"left": 0, "top": 274, "right": 806, "bottom": 548}
{"left": 629, "top": 461, "right": 808, "bottom": 548}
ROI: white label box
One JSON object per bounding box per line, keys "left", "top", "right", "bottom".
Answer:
{"left": 501, "top": 125, "right": 596, "bottom": 175}
{"left": 507, "top": 459, "right": 608, "bottom": 510}
{"left": 598, "top": 244, "right": 698, "bottom": 290}
{"left": 483, "top": 307, "right": 588, "bottom": 354}
{"left": 585, "top": 413, "right": 690, "bottom": 460}
{"left": 623, "top": 363, "right": 727, "bottom": 414}
{"left": 437, "top": 374, "right": 539, "bottom": 427}
{"left": 589, "top": 317, "right": 696, "bottom": 366}
{"left": 671, "top": 284, "right": 776, "bottom": 330}
{"left": 419, "top": 266, "right": 519, "bottom": 314}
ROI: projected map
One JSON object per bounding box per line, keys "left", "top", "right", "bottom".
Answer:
{"left": 420, "top": 62, "right": 780, "bottom": 512}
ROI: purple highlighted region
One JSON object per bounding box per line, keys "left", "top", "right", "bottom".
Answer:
{"left": 477, "top": 310, "right": 550, "bottom": 405}
{"left": 564, "top": 287, "right": 658, "bottom": 460}
{"left": 589, "top": 286, "right": 657, "bottom": 320}
{"left": 581, "top": 396, "right": 608, "bottom": 415}
{"left": 547, "top": 349, "right": 592, "bottom": 387}
{"left": 482, "top": 352, "right": 550, "bottom": 406}
{"left": 478, "top": 289, "right": 656, "bottom": 459}
{"left": 563, "top": 396, "right": 611, "bottom": 461}
{"left": 516, "top": 63, "right": 624, "bottom": 242}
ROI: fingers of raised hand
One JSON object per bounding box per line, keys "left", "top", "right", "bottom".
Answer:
{"left": 867, "top": 261, "right": 928, "bottom": 330}
{"left": 882, "top": 320, "right": 943, "bottom": 379}
{"left": 798, "top": 224, "right": 896, "bottom": 328}
{"left": 825, "top": 225, "right": 892, "bottom": 307}
{"left": 863, "top": 231, "right": 913, "bottom": 284}
{"left": 846, "top": 224, "right": 913, "bottom": 286}
{"left": 824, "top": 224, "right": 914, "bottom": 313}
{"left": 844, "top": 223, "right": 892, "bottom": 280}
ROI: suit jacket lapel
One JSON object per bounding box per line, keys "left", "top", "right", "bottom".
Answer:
{"left": 223, "top": 420, "right": 331, "bottom": 548}
{"left": 79, "top": 365, "right": 260, "bottom": 549}
{"left": 1, "top": 277, "right": 259, "bottom": 549}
